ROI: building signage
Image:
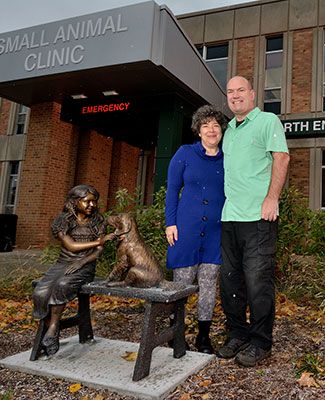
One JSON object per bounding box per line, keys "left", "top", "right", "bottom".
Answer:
{"left": 0, "top": 15, "right": 127, "bottom": 73}
{"left": 282, "top": 118, "right": 325, "bottom": 138}
{"left": 0, "top": 2, "right": 156, "bottom": 82}
{"left": 81, "top": 102, "right": 131, "bottom": 114}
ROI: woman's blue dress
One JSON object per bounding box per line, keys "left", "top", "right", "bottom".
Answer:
{"left": 165, "top": 141, "right": 225, "bottom": 268}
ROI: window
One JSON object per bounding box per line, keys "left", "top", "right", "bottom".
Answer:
{"left": 197, "top": 43, "right": 229, "bottom": 91}
{"left": 13, "top": 104, "right": 29, "bottom": 135}
{"left": 264, "top": 36, "right": 283, "bottom": 115}
{"left": 321, "top": 150, "right": 325, "bottom": 209}
{"left": 4, "top": 161, "right": 20, "bottom": 214}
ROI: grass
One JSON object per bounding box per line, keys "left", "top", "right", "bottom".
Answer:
{"left": 0, "top": 390, "right": 14, "bottom": 400}
{"left": 277, "top": 254, "right": 325, "bottom": 312}
{"left": 294, "top": 352, "right": 325, "bottom": 379}
{"left": 0, "top": 266, "right": 42, "bottom": 300}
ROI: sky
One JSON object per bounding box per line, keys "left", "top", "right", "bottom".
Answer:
{"left": 0, "top": 0, "right": 253, "bottom": 33}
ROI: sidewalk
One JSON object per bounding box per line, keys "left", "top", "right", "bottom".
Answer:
{"left": 0, "top": 249, "right": 47, "bottom": 278}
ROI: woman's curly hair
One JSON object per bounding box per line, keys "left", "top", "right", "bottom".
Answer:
{"left": 191, "top": 105, "right": 229, "bottom": 136}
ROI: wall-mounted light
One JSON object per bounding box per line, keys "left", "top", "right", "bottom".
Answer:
{"left": 102, "top": 90, "right": 119, "bottom": 96}
{"left": 71, "top": 94, "right": 88, "bottom": 99}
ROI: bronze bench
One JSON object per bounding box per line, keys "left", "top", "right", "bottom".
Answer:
{"left": 30, "top": 279, "right": 198, "bottom": 381}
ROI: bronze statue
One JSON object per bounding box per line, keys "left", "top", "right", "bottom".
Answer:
{"left": 32, "top": 184, "right": 114, "bottom": 356}
{"left": 106, "top": 213, "right": 165, "bottom": 288}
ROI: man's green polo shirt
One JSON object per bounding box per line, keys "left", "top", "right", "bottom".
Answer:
{"left": 222, "top": 107, "right": 288, "bottom": 222}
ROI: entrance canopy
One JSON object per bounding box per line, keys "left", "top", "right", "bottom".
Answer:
{"left": 0, "top": 1, "right": 227, "bottom": 112}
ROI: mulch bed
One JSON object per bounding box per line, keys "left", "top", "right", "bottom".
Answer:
{"left": 0, "top": 299, "right": 324, "bottom": 400}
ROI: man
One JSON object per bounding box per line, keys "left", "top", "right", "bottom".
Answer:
{"left": 218, "top": 76, "right": 290, "bottom": 367}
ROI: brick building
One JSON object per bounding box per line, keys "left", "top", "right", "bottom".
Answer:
{"left": 178, "top": 0, "right": 325, "bottom": 210}
{"left": 0, "top": 0, "right": 324, "bottom": 250}
{"left": 0, "top": 1, "right": 227, "bottom": 248}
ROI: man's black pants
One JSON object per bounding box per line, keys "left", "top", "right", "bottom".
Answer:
{"left": 220, "top": 220, "right": 278, "bottom": 350}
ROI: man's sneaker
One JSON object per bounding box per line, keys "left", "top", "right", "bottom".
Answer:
{"left": 235, "top": 344, "right": 271, "bottom": 367}
{"left": 217, "top": 338, "right": 249, "bottom": 359}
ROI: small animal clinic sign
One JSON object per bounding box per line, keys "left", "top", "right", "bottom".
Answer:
{"left": 282, "top": 118, "right": 325, "bottom": 137}
{"left": 0, "top": 2, "right": 158, "bottom": 82}
{"left": 81, "top": 102, "right": 131, "bottom": 114}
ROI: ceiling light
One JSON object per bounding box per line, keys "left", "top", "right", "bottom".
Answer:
{"left": 71, "top": 94, "right": 87, "bottom": 99}
{"left": 102, "top": 90, "right": 119, "bottom": 96}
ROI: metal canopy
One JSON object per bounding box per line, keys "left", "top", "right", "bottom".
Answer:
{"left": 0, "top": 1, "right": 227, "bottom": 112}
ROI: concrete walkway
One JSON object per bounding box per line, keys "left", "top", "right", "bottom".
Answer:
{"left": 1, "top": 336, "right": 215, "bottom": 400}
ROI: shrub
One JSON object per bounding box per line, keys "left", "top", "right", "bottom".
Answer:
{"left": 277, "top": 187, "right": 325, "bottom": 270}
{"left": 277, "top": 187, "right": 325, "bottom": 310}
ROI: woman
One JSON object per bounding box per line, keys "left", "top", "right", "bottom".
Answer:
{"left": 165, "top": 105, "right": 227, "bottom": 354}
{"left": 33, "top": 184, "right": 114, "bottom": 356}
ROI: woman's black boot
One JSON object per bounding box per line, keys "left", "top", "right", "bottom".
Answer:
{"left": 195, "top": 320, "right": 214, "bottom": 354}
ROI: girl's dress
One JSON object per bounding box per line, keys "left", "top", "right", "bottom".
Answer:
{"left": 33, "top": 213, "right": 106, "bottom": 320}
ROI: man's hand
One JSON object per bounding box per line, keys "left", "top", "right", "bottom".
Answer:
{"left": 261, "top": 196, "right": 278, "bottom": 221}
{"left": 262, "top": 152, "right": 290, "bottom": 221}
{"left": 166, "top": 225, "right": 178, "bottom": 246}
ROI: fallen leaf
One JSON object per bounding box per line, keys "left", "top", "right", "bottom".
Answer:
{"left": 179, "top": 394, "right": 191, "bottom": 400}
{"left": 199, "top": 379, "right": 212, "bottom": 387}
{"left": 297, "top": 372, "right": 320, "bottom": 388}
{"left": 121, "top": 351, "right": 138, "bottom": 361}
{"left": 94, "top": 395, "right": 105, "bottom": 400}
{"left": 201, "top": 394, "right": 210, "bottom": 399}
{"left": 69, "top": 383, "right": 82, "bottom": 393}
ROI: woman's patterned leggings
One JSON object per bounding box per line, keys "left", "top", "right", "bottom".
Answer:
{"left": 173, "top": 263, "right": 220, "bottom": 321}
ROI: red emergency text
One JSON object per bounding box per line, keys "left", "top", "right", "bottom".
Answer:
{"left": 81, "top": 102, "right": 130, "bottom": 114}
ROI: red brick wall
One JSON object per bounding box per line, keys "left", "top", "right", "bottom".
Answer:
{"left": 15, "top": 102, "right": 78, "bottom": 248}
{"left": 236, "top": 38, "right": 256, "bottom": 84}
{"left": 144, "top": 147, "right": 156, "bottom": 205}
{"left": 75, "top": 129, "right": 113, "bottom": 212}
{"left": 288, "top": 148, "right": 310, "bottom": 197}
{"left": 291, "top": 29, "right": 313, "bottom": 114}
{"left": 0, "top": 99, "right": 11, "bottom": 135}
{"left": 108, "top": 141, "right": 140, "bottom": 207}
{"left": 288, "top": 29, "right": 313, "bottom": 198}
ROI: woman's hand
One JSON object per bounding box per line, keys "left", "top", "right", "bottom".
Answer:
{"left": 166, "top": 225, "right": 178, "bottom": 246}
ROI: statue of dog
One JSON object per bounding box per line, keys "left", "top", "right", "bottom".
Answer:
{"left": 105, "top": 213, "right": 165, "bottom": 288}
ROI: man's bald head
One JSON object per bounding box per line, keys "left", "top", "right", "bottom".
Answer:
{"left": 226, "top": 76, "right": 255, "bottom": 121}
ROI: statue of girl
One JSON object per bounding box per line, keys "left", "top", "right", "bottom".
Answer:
{"left": 32, "top": 184, "right": 114, "bottom": 356}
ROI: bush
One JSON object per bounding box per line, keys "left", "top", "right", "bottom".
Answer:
{"left": 277, "top": 187, "right": 325, "bottom": 266}
{"left": 277, "top": 187, "right": 325, "bottom": 310}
